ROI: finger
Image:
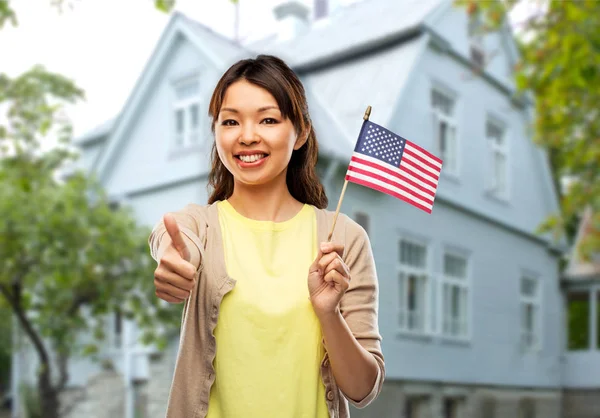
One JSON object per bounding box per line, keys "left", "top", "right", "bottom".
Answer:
{"left": 323, "top": 257, "right": 350, "bottom": 279}
{"left": 163, "top": 213, "right": 191, "bottom": 262}
{"left": 155, "top": 267, "right": 196, "bottom": 292}
{"left": 323, "top": 270, "right": 350, "bottom": 292}
{"left": 309, "top": 247, "right": 324, "bottom": 272}
{"left": 319, "top": 242, "right": 344, "bottom": 258}
{"left": 317, "top": 251, "right": 339, "bottom": 272}
{"left": 160, "top": 249, "right": 197, "bottom": 280}
{"left": 156, "top": 290, "right": 185, "bottom": 304}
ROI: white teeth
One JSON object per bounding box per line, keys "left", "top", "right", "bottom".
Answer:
{"left": 239, "top": 154, "right": 265, "bottom": 163}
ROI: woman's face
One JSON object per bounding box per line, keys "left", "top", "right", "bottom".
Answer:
{"left": 214, "top": 80, "right": 306, "bottom": 187}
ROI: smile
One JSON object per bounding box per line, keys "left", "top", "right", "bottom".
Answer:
{"left": 235, "top": 153, "right": 269, "bottom": 167}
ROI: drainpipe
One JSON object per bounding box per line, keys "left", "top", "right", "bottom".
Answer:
{"left": 11, "top": 314, "right": 20, "bottom": 418}
{"left": 123, "top": 319, "right": 134, "bottom": 418}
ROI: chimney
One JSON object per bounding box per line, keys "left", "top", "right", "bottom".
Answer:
{"left": 313, "top": 0, "right": 342, "bottom": 20}
{"left": 273, "top": 1, "right": 310, "bottom": 42}
{"left": 314, "top": 0, "right": 328, "bottom": 19}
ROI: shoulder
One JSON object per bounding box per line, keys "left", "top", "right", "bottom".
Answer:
{"left": 312, "top": 206, "right": 369, "bottom": 246}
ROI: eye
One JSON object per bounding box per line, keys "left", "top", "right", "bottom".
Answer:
{"left": 221, "top": 119, "right": 238, "bottom": 126}
{"left": 261, "top": 118, "right": 279, "bottom": 125}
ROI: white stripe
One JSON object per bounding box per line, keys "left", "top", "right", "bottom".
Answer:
{"left": 348, "top": 160, "right": 435, "bottom": 201}
{"left": 351, "top": 153, "right": 438, "bottom": 193}
{"left": 405, "top": 143, "right": 443, "bottom": 169}
{"left": 401, "top": 159, "right": 440, "bottom": 186}
{"left": 402, "top": 152, "right": 440, "bottom": 177}
{"left": 346, "top": 171, "right": 433, "bottom": 211}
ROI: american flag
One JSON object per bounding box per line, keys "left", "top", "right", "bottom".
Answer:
{"left": 345, "top": 120, "right": 443, "bottom": 214}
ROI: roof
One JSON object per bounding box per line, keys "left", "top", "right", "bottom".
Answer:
{"left": 564, "top": 206, "right": 600, "bottom": 281}
{"left": 256, "top": 0, "right": 442, "bottom": 69}
{"left": 80, "top": 0, "right": 446, "bottom": 180}
{"left": 73, "top": 117, "right": 116, "bottom": 146}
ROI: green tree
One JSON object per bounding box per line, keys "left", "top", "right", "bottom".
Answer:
{"left": 0, "top": 33, "right": 181, "bottom": 418}
{"left": 455, "top": 0, "right": 600, "bottom": 258}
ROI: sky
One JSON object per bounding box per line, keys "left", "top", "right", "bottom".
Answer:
{"left": 0, "top": 0, "right": 530, "bottom": 140}
{"left": 0, "top": 0, "right": 358, "bottom": 139}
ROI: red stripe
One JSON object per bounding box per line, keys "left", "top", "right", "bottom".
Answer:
{"left": 403, "top": 147, "right": 443, "bottom": 174}
{"left": 352, "top": 155, "right": 438, "bottom": 189}
{"left": 405, "top": 140, "right": 443, "bottom": 165}
{"left": 401, "top": 158, "right": 440, "bottom": 182}
{"left": 347, "top": 165, "right": 435, "bottom": 203}
{"left": 345, "top": 174, "right": 432, "bottom": 214}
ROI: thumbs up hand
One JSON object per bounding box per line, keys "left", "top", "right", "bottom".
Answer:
{"left": 153, "top": 213, "right": 198, "bottom": 303}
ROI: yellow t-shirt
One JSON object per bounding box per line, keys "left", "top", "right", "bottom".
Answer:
{"left": 206, "top": 200, "right": 329, "bottom": 418}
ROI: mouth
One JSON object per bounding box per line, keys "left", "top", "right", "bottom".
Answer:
{"left": 234, "top": 153, "right": 269, "bottom": 163}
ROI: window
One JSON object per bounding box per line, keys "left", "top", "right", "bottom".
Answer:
{"left": 398, "top": 239, "right": 429, "bottom": 333}
{"left": 405, "top": 397, "right": 428, "bottom": 418}
{"left": 567, "top": 290, "right": 590, "bottom": 350}
{"left": 354, "top": 211, "right": 370, "bottom": 236}
{"left": 480, "top": 397, "right": 496, "bottom": 418}
{"left": 486, "top": 119, "right": 508, "bottom": 198}
{"left": 444, "top": 398, "right": 464, "bottom": 418}
{"left": 440, "top": 252, "right": 469, "bottom": 338}
{"left": 518, "top": 398, "right": 536, "bottom": 418}
{"left": 468, "top": 11, "right": 485, "bottom": 67}
{"left": 520, "top": 275, "right": 541, "bottom": 350}
{"left": 431, "top": 89, "right": 458, "bottom": 175}
{"left": 173, "top": 77, "right": 201, "bottom": 148}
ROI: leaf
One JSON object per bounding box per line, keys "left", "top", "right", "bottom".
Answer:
{"left": 155, "top": 0, "right": 175, "bottom": 13}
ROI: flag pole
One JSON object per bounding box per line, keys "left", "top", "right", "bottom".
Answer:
{"left": 327, "top": 105, "right": 372, "bottom": 242}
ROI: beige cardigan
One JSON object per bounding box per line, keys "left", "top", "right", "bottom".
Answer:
{"left": 148, "top": 201, "right": 385, "bottom": 418}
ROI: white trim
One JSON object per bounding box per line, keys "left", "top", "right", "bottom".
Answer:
{"left": 438, "top": 247, "right": 472, "bottom": 341}
{"left": 430, "top": 81, "right": 460, "bottom": 179}
{"left": 171, "top": 75, "right": 203, "bottom": 150}
{"left": 519, "top": 271, "right": 542, "bottom": 352}
{"left": 485, "top": 115, "right": 511, "bottom": 200}
{"left": 396, "top": 233, "right": 433, "bottom": 335}
{"left": 93, "top": 15, "right": 226, "bottom": 182}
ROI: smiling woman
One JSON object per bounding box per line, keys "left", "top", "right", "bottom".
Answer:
{"left": 149, "top": 55, "right": 384, "bottom": 418}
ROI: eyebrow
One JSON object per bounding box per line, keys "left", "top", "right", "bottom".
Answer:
{"left": 220, "top": 106, "right": 280, "bottom": 114}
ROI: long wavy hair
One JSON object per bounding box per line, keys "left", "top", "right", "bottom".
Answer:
{"left": 206, "top": 55, "right": 328, "bottom": 209}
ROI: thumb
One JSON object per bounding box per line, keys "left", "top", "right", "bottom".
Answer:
{"left": 309, "top": 246, "right": 324, "bottom": 274}
{"left": 163, "top": 213, "right": 191, "bottom": 262}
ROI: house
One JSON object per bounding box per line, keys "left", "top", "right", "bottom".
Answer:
{"left": 561, "top": 207, "right": 600, "bottom": 417}
{"left": 11, "top": 0, "right": 574, "bottom": 417}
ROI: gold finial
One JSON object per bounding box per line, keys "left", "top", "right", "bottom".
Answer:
{"left": 363, "top": 106, "right": 372, "bottom": 121}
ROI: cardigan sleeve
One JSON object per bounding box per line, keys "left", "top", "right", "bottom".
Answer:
{"left": 338, "top": 215, "right": 385, "bottom": 409}
{"left": 147, "top": 204, "right": 206, "bottom": 271}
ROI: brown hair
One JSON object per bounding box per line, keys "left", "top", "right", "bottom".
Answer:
{"left": 206, "top": 55, "right": 328, "bottom": 209}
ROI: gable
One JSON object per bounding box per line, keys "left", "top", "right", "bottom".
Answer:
{"left": 565, "top": 207, "right": 600, "bottom": 280}
{"left": 91, "top": 13, "right": 248, "bottom": 186}
{"left": 302, "top": 36, "right": 427, "bottom": 143}
{"left": 425, "top": 1, "right": 518, "bottom": 89}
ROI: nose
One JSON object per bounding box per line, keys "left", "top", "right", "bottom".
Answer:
{"left": 240, "top": 123, "right": 259, "bottom": 145}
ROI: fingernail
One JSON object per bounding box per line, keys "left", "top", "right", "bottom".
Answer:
{"left": 320, "top": 242, "right": 328, "bottom": 251}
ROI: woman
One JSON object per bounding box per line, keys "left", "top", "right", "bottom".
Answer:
{"left": 149, "top": 55, "right": 384, "bottom": 418}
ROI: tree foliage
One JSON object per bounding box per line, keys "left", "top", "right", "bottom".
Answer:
{"left": 0, "top": 4, "right": 184, "bottom": 417}
{"left": 456, "top": 0, "right": 600, "bottom": 259}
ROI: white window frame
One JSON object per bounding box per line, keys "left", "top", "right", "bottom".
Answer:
{"left": 485, "top": 117, "right": 510, "bottom": 200}
{"left": 397, "top": 236, "right": 432, "bottom": 335}
{"left": 172, "top": 75, "right": 202, "bottom": 149}
{"left": 431, "top": 85, "right": 459, "bottom": 177}
{"left": 520, "top": 273, "right": 542, "bottom": 352}
{"left": 468, "top": 11, "right": 485, "bottom": 68}
{"left": 438, "top": 249, "right": 471, "bottom": 340}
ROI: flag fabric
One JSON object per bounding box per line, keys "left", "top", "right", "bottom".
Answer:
{"left": 345, "top": 120, "right": 443, "bottom": 214}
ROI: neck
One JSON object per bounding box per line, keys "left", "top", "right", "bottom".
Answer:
{"left": 227, "top": 172, "right": 304, "bottom": 222}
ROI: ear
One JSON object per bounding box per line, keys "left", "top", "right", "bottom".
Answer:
{"left": 293, "top": 125, "right": 310, "bottom": 151}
